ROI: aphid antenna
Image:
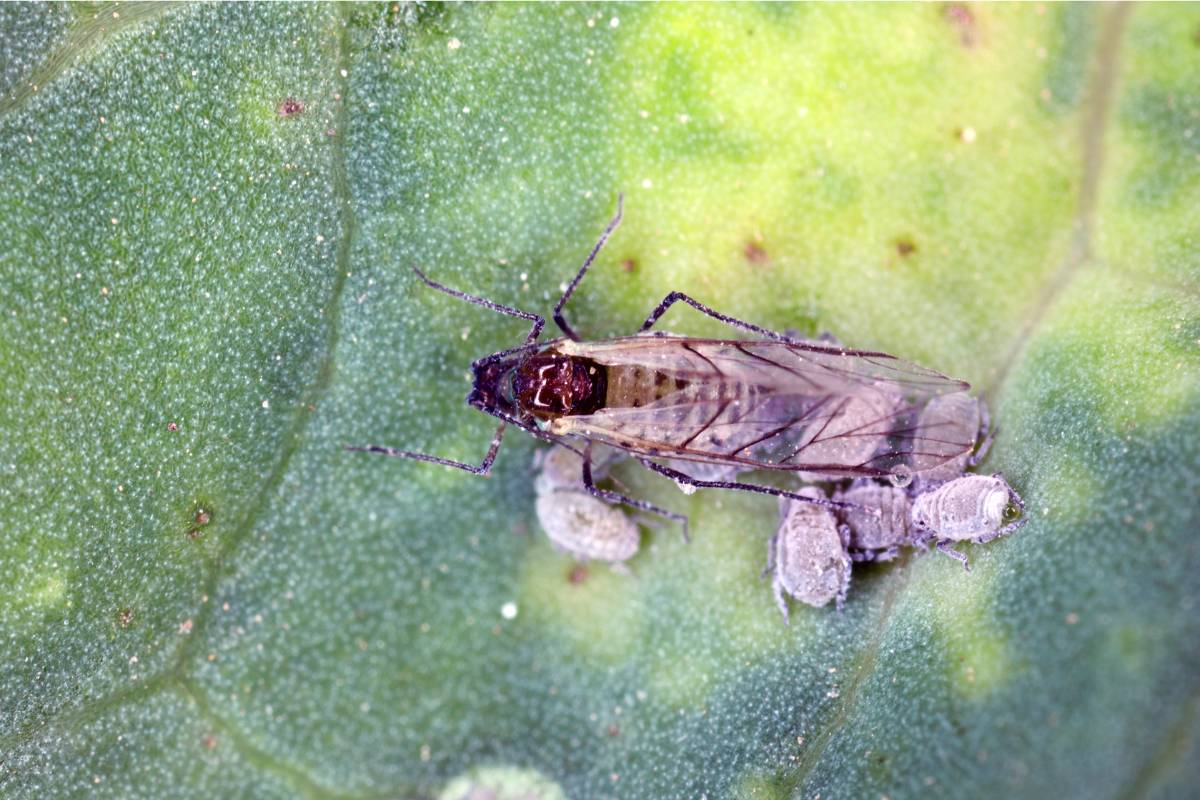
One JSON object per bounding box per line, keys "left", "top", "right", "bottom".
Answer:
{"left": 411, "top": 264, "right": 546, "bottom": 348}
{"left": 552, "top": 193, "right": 625, "bottom": 342}
{"left": 344, "top": 421, "right": 507, "bottom": 476}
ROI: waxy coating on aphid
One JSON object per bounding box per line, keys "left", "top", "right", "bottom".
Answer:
{"left": 766, "top": 488, "right": 851, "bottom": 621}
{"left": 909, "top": 472, "right": 1027, "bottom": 570}
{"left": 533, "top": 445, "right": 640, "bottom": 565}
{"left": 347, "top": 196, "right": 975, "bottom": 535}
{"left": 834, "top": 482, "right": 911, "bottom": 562}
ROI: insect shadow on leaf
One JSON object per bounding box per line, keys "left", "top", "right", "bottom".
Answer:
{"left": 346, "top": 196, "right": 976, "bottom": 537}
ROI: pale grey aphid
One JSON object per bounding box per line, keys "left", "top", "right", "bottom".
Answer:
{"left": 765, "top": 488, "right": 851, "bottom": 621}
{"left": 909, "top": 472, "right": 1026, "bottom": 570}
{"left": 834, "top": 481, "right": 912, "bottom": 562}
{"left": 533, "top": 445, "right": 640, "bottom": 565}
{"left": 912, "top": 392, "right": 991, "bottom": 489}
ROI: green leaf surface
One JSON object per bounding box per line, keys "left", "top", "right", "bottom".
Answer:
{"left": 1, "top": 4, "right": 1197, "bottom": 798}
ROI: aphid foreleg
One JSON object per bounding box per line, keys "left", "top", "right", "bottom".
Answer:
{"left": 346, "top": 422, "right": 507, "bottom": 475}
{"left": 551, "top": 195, "right": 624, "bottom": 341}
{"left": 411, "top": 265, "right": 546, "bottom": 348}
{"left": 579, "top": 442, "right": 691, "bottom": 542}
{"left": 638, "top": 292, "right": 791, "bottom": 342}
{"left": 635, "top": 458, "right": 859, "bottom": 513}
{"left": 973, "top": 515, "right": 1028, "bottom": 544}
{"left": 936, "top": 541, "right": 971, "bottom": 572}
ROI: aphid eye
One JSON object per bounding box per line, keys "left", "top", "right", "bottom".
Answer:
{"left": 1002, "top": 502, "right": 1021, "bottom": 523}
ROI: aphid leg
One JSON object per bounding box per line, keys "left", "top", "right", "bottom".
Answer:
{"left": 639, "top": 292, "right": 791, "bottom": 342}
{"left": 579, "top": 442, "right": 690, "bottom": 542}
{"left": 345, "top": 422, "right": 507, "bottom": 474}
{"left": 969, "top": 399, "right": 993, "bottom": 467}
{"left": 974, "top": 515, "right": 1029, "bottom": 545}
{"left": 411, "top": 266, "right": 545, "bottom": 347}
{"left": 936, "top": 540, "right": 972, "bottom": 572}
{"left": 635, "top": 458, "right": 856, "bottom": 513}
{"left": 552, "top": 194, "right": 624, "bottom": 341}
{"left": 835, "top": 558, "right": 851, "bottom": 612}
{"left": 761, "top": 531, "right": 778, "bottom": 579}
{"left": 773, "top": 575, "right": 791, "bottom": 625}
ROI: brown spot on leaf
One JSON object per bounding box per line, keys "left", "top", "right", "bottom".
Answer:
{"left": 277, "top": 97, "right": 305, "bottom": 117}
{"left": 743, "top": 241, "right": 769, "bottom": 265}
{"left": 202, "top": 734, "right": 218, "bottom": 750}
{"left": 166, "top": 421, "right": 178, "bottom": 432}
{"left": 568, "top": 565, "right": 589, "bottom": 584}
{"left": 607, "top": 723, "right": 621, "bottom": 737}
{"left": 943, "top": 3, "right": 978, "bottom": 48}
{"left": 187, "top": 505, "right": 213, "bottom": 540}
{"left": 116, "top": 608, "right": 134, "bottom": 628}
{"left": 620, "top": 258, "right": 637, "bottom": 274}
{"left": 894, "top": 237, "right": 917, "bottom": 258}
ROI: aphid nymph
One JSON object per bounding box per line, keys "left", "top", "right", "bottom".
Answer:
{"left": 766, "top": 488, "right": 852, "bottom": 621}
{"left": 834, "top": 481, "right": 912, "bottom": 562}
{"left": 348, "top": 196, "right": 975, "bottom": 534}
{"left": 909, "top": 472, "right": 1027, "bottom": 570}
{"left": 533, "top": 446, "right": 640, "bottom": 567}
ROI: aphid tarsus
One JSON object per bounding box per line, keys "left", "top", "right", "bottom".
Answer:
{"left": 765, "top": 488, "right": 852, "bottom": 621}
{"left": 909, "top": 472, "right": 1026, "bottom": 570}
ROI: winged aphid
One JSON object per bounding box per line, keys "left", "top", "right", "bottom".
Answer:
{"left": 348, "top": 196, "right": 974, "bottom": 536}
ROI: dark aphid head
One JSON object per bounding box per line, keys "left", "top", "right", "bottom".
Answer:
{"left": 467, "top": 354, "right": 522, "bottom": 418}
{"left": 511, "top": 353, "right": 606, "bottom": 421}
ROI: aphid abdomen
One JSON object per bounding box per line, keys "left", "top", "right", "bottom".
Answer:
{"left": 836, "top": 483, "right": 911, "bottom": 559}
{"left": 536, "top": 490, "right": 640, "bottom": 563}
{"left": 910, "top": 473, "right": 1012, "bottom": 541}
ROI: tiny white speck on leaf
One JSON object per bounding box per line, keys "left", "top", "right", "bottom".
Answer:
{"left": 447, "top": 37, "right": 462, "bottom": 50}
{"left": 501, "top": 601, "right": 518, "bottom": 620}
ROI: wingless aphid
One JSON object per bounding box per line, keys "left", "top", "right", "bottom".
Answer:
{"left": 766, "top": 488, "right": 852, "bottom": 620}
{"left": 348, "top": 196, "right": 976, "bottom": 534}
{"left": 533, "top": 444, "right": 640, "bottom": 567}
{"left": 909, "top": 472, "right": 1027, "bottom": 570}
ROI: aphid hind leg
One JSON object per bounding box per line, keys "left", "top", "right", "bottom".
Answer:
{"left": 552, "top": 195, "right": 624, "bottom": 341}
{"left": 639, "top": 293, "right": 790, "bottom": 342}
{"left": 579, "top": 442, "right": 690, "bottom": 542}
{"left": 346, "top": 422, "right": 507, "bottom": 475}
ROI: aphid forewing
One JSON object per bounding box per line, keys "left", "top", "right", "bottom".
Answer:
{"left": 549, "top": 337, "right": 971, "bottom": 479}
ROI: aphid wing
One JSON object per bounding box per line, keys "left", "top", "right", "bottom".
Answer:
{"left": 555, "top": 337, "right": 973, "bottom": 477}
